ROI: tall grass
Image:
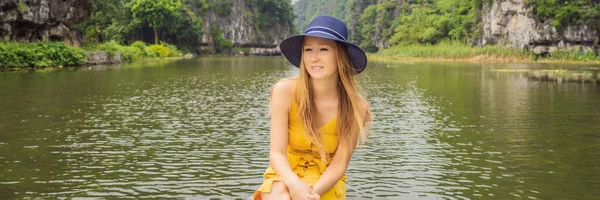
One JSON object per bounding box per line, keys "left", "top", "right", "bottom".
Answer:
{"left": 376, "top": 40, "right": 599, "bottom": 62}
{"left": 545, "top": 50, "right": 599, "bottom": 62}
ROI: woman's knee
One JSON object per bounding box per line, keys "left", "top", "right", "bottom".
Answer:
{"left": 261, "top": 181, "right": 291, "bottom": 200}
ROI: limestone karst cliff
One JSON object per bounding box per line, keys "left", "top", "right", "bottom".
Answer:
{"left": 0, "top": 0, "right": 89, "bottom": 45}
{"left": 480, "top": 0, "right": 597, "bottom": 54}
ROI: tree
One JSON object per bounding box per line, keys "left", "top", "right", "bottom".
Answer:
{"left": 131, "top": 0, "right": 181, "bottom": 44}
{"left": 75, "top": 0, "right": 125, "bottom": 45}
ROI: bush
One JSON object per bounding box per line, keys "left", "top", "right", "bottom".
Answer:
{"left": 148, "top": 43, "right": 181, "bottom": 57}
{"left": 0, "top": 41, "right": 86, "bottom": 68}
{"left": 148, "top": 44, "right": 171, "bottom": 57}
{"left": 91, "top": 41, "right": 181, "bottom": 60}
{"left": 131, "top": 40, "right": 157, "bottom": 57}
{"left": 1, "top": 40, "right": 183, "bottom": 69}
{"left": 160, "top": 42, "right": 182, "bottom": 56}
{"left": 92, "top": 40, "right": 141, "bottom": 62}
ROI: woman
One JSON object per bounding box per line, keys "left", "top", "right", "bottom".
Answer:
{"left": 253, "top": 15, "right": 372, "bottom": 200}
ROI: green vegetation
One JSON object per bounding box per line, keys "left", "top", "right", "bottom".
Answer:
{"left": 296, "top": 0, "right": 598, "bottom": 50}
{"left": 294, "top": 0, "right": 482, "bottom": 51}
{"left": 208, "top": 24, "right": 233, "bottom": 54}
{"left": 375, "top": 40, "right": 534, "bottom": 60}
{"left": 208, "top": 0, "right": 233, "bottom": 15}
{"left": 0, "top": 41, "right": 85, "bottom": 68}
{"left": 543, "top": 50, "right": 599, "bottom": 62}
{"left": 295, "top": 0, "right": 599, "bottom": 61}
{"left": 357, "top": 1, "right": 396, "bottom": 52}
{"left": 131, "top": 41, "right": 158, "bottom": 57}
{"left": 233, "top": 47, "right": 252, "bottom": 55}
{"left": 374, "top": 40, "right": 600, "bottom": 62}
{"left": 0, "top": 40, "right": 182, "bottom": 69}
{"left": 526, "top": 0, "right": 600, "bottom": 29}
{"left": 247, "top": 0, "right": 295, "bottom": 32}
{"left": 85, "top": 41, "right": 181, "bottom": 61}
{"left": 2, "top": 0, "right": 295, "bottom": 68}
{"left": 78, "top": 0, "right": 294, "bottom": 54}
{"left": 131, "top": 0, "right": 182, "bottom": 45}
{"left": 78, "top": 0, "right": 203, "bottom": 53}
{"left": 355, "top": 0, "right": 483, "bottom": 51}
{"left": 293, "top": 0, "right": 366, "bottom": 32}
{"left": 147, "top": 43, "right": 181, "bottom": 57}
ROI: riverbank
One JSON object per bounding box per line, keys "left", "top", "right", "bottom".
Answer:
{"left": 0, "top": 41, "right": 186, "bottom": 70}
{"left": 371, "top": 41, "right": 600, "bottom": 64}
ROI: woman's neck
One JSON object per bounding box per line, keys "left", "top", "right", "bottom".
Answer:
{"left": 311, "top": 77, "right": 339, "bottom": 100}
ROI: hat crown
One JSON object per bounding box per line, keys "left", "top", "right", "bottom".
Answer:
{"left": 304, "top": 15, "right": 348, "bottom": 41}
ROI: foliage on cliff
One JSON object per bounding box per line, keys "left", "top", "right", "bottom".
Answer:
{"left": 78, "top": 0, "right": 294, "bottom": 53}
{"left": 247, "top": 0, "right": 295, "bottom": 32}
{"left": 295, "top": 0, "right": 483, "bottom": 52}
{"left": 77, "top": 0, "right": 202, "bottom": 53}
{"left": 526, "top": 0, "right": 600, "bottom": 30}
{"left": 294, "top": 0, "right": 599, "bottom": 52}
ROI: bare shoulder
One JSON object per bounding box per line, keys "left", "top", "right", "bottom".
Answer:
{"left": 270, "top": 78, "right": 296, "bottom": 111}
{"left": 272, "top": 78, "right": 295, "bottom": 95}
{"left": 272, "top": 78, "right": 296, "bottom": 99}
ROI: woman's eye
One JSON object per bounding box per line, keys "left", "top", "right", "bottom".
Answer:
{"left": 304, "top": 48, "right": 312, "bottom": 52}
{"left": 320, "top": 48, "right": 328, "bottom": 51}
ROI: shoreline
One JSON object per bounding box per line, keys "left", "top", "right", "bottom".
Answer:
{"left": 368, "top": 54, "right": 600, "bottom": 65}
{"left": 4, "top": 51, "right": 600, "bottom": 71}
{"left": 0, "top": 56, "right": 193, "bottom": 71}
{"left": 370, "top": 41, "right": 600, "bottom": 65}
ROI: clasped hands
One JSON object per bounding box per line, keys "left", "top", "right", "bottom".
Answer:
{"left": 287, "top": 179, "right": 320, "bottom": 200}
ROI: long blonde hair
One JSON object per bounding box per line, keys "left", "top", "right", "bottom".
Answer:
{"left": 294, "top": 41, "right": 372, "bottom": 163}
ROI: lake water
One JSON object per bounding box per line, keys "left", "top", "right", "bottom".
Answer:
{"left": 1, "top": 57, "right": 599, "bottom": 199}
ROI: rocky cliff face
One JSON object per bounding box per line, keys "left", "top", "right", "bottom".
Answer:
{"left": 369, "top": 0, "right": 402, "bottom": 49}
{"left": 479, "top": 0, "right": 597, "bottom": 54}
{"left": 202, "top": 0, "right": 294, "bottom": 55}
{"left": 0, "top": 0, "right": 89, "bottom": 45}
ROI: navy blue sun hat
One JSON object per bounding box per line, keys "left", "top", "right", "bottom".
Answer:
{"left": 279, "top": 15, "right": 367, "bottom": 74}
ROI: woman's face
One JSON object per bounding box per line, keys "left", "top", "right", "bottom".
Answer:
{"left": 302, "top": 36, "right": 338, "bottom": 80}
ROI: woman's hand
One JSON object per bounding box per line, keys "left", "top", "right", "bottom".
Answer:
{"left": 306, "top": 184, "right": 320, "bottom": 200}
{"left": 286, "top": 179, "right": 316, "bottom": 200}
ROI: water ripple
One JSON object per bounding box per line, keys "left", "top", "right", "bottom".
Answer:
{"left": 1, "top": 58, "right": 599, "bottom": 199}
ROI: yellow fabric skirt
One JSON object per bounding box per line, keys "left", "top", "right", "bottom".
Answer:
{"left": 252, "top": 164, "right": 346, "bottom": 200}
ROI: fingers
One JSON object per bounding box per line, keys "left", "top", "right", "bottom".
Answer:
{"left": 307, "top": 194, "right": 320, "bottom": 200}
{"left": 305, "top": 194, "right": 319, "bottom": 200}
{"left": 306, "top": 184, "right": 319, "bottom": 200}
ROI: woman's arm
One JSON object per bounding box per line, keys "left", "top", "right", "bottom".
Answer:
{"left": 312, "top": 135, "right": 357, "bottom": 195}
{"left": 269, "top": 80, "right": 300, "bottom": 185}
{"left": 269, "top": 80, "right": 317, "bottom": 200}
{"left": 312, "top": 98, "right": 370, "bottom": 195}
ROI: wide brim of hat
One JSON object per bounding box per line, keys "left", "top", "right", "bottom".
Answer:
{"left": 279, "top": 33, "right": 367, "bottom": 74}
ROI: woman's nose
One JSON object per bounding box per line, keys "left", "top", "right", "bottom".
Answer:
{"left": 309, "top": 51, "right": 320, "bottom": 62}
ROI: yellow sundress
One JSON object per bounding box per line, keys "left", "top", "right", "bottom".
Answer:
{"left": 252, "top": 100, "right": 346, "bottom": 199}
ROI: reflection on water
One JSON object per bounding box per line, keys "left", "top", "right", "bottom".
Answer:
{"left": 491, "top": 68, "right": 600, "bottom": 84}
{"left": 1, "top": 58, "right": 599, "bottom": 199}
